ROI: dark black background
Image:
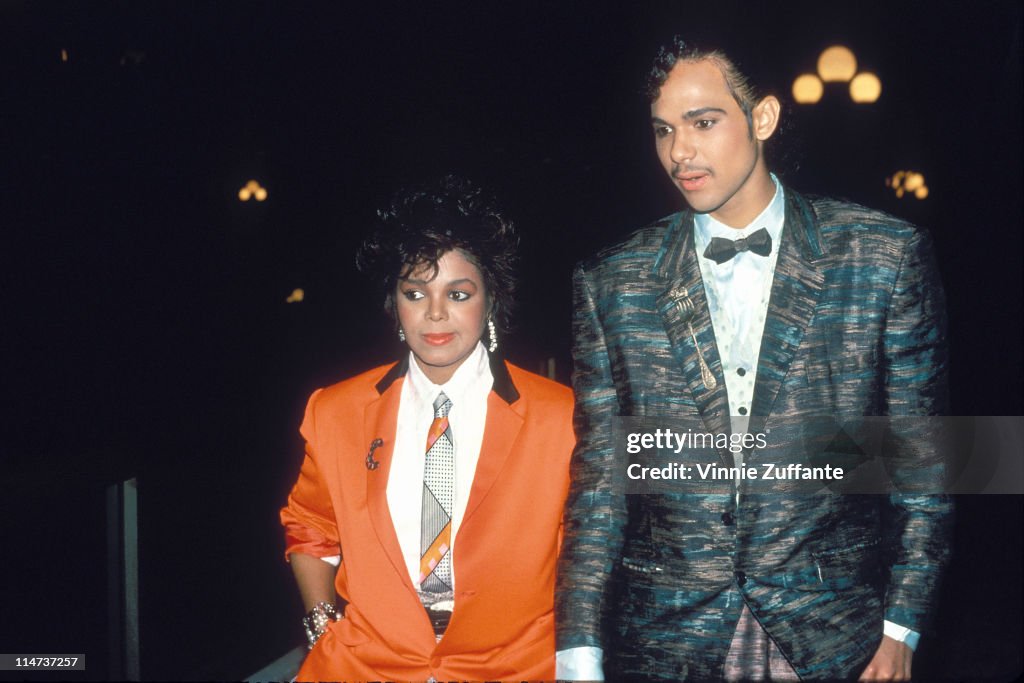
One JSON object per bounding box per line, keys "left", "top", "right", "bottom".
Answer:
{"left": 1, "top": 1, "right": 1020, "bottom": 680}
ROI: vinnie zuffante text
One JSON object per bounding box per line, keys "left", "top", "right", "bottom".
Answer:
{"left": 624, "top": 428, "right": 844, "bottom": 481}
{"left": 627, "top": 462, "right": 845, "bottom": 481}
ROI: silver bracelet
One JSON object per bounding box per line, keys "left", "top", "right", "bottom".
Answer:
{"left": 302, "top": 601, "right": 339, "bottom": 649}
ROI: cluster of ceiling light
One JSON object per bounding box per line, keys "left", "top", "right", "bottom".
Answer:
{"left": 238, "top": 179, "right": 268, "bottom": 202}
{"left": 793, "top": 46, "right": 881, "bottom": 104}
{"left": 886, "top": 171, "right": 929, "bottom": 199}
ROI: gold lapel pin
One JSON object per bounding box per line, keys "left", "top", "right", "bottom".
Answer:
{"left": 670, "top": 288, "right": 717, "bottom": 390}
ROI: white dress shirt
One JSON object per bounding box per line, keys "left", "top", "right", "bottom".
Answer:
{"left": 387, "top": 342, "right": 493, "bottom": 590}
{"left": 319, "top": 342, "right": 493, "bottom": 594}
{"left": 695, "top": 175, "right": 786, "bottom": 437}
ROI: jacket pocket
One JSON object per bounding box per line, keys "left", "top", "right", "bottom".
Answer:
{"left": 322, "top": 614, "right": 371, "bottom": 647}
{"left": 758, "top": 539, "right": 884, "bottom": 591}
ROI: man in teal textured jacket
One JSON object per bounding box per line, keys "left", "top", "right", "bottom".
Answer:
{"left": 556, "top": 37, "right": 952, "bottom": 681}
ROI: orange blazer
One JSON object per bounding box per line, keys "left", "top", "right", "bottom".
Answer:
{"left": 280, "top": 355, "right": 574, "bottom": 682}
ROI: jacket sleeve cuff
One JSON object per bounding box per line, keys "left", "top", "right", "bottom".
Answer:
{"left": 281, "top": 510, "right": 341, "bottom": 561}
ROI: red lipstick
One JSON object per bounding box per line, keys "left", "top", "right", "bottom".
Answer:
{"left": 422, "top": 333, "right": 455, "bottom": 346}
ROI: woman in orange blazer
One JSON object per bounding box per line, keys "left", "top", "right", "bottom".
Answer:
{"left": 280, "top": 176, "right": 574, "bottom": 682}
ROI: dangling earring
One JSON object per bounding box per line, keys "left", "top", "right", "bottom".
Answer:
{"left": 487, "top": 318, "right": 497, "bottom": 353}
{"left": 398, "top": 327, "right": 406, "bottom": 342}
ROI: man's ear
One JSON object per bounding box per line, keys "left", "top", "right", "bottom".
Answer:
{"left": 752, "top": 95, "right": 781, "bottom": 142}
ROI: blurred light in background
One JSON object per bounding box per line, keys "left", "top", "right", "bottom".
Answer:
{"left": 238, "top": 179, "right": 268, "bottom": 202}
{"left": 794, "top": 46, "right": 882, "bottom": 105}
{"left": 886, "top": 171, "right": 929, "bottom": 199}
{"left": 286, "top": 288, "right": 305, "bottom": 304}
{"left": 817, "top": 45, "right": 857, "bottom": 82}
{"left": 792, "top": 74, "right": 824, "bottom": 104}
{"left": 60, "top": 49, "right": 69, "bottom": 63}
{"left": 849, "top": 72, "right": 882, "bottom": 103}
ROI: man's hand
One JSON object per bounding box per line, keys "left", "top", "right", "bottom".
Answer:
{"left": 858, "top": 635, "right": 912, "bottom": 681}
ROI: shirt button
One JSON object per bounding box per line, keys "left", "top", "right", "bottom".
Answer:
{"left": 735, "top": 570, "right": 747, "bottom": 587}
{"left": 738, "top": 406, "right": 748, "bottom": 415}
{"left": 721, "top": 512, "right": 735, "bottom": 526}
{"left": 736, "top": 368, "right": 746, "bottom": 377}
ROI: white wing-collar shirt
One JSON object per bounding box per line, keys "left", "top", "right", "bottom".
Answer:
{"left": 318, "top": 342, "right": 493, "bottom": 595}
{"left": 695, "top": 173, "right": 785, "bottom": 424}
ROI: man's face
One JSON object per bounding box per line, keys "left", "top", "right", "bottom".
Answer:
{"left": 651, "top": 59, "right": 776, "bottom": 227}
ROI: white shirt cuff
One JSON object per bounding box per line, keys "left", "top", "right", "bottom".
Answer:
{"left": 318, "top": 554, "right": 341, "bottom": 567}
{"left": 883, "top": 620, "right": 920, "bottom": 652}
{"left": 556, "top": 646, "right": 604, "bottom": 681}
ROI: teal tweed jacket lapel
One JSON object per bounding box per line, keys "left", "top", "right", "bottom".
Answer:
{"left": 650, "top": 213, "right": 731, "bottom": 463}
{"left": 751, "top": 191, "right": 827, "bottom": 421}
{"left": 649, "top": 192, "right": 828, "bottom": 439}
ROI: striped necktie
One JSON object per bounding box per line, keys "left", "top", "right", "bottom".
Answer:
{"left": 419, "top": 392, "right": 454, "bottom": 592}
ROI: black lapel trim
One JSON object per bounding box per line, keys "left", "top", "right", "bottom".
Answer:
{"left": 372, "top": 353, "right": 519, "bottom": 405}
{"left": 488, "top": 353, "right": 520, "bottom": 405}
{"left": 374, "top": 357, "right": 408, "bottom": 395}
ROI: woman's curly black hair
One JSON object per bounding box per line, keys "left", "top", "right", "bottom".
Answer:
{"left": 355, "top": 175, "right": 519, "bottom": 335}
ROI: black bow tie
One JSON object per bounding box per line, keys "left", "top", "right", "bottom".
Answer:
{"left": 703, "top": 227, "right": 772, "bottom": 264}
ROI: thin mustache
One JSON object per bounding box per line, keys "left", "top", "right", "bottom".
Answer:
{"left": 672, "top": 165, "right": 710, "bottom": 176}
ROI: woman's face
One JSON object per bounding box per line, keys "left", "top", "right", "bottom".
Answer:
{"left": 396, "top": 249, "right": 489, "bottom": 385}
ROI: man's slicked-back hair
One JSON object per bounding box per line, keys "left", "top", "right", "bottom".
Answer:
{"left": 355, "top": 175, "right": 519, "bottom": 334}
{"left": 644, "top": 35, "right": 763, "bottom": 136}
